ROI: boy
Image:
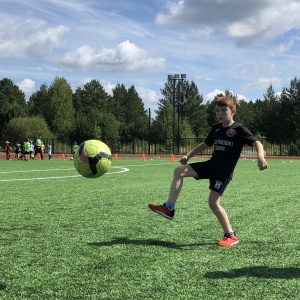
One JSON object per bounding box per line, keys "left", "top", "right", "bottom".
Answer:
{"left": 148, "top": 96, "right": 268, "bottom": 247}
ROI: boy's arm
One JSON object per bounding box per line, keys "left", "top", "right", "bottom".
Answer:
{"left": 253, "top": 141, "right": 268, "bottom": 171}
{"left": 180, "top": 142, "right": 210, "bottom": 165}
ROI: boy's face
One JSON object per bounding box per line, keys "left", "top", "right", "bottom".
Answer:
{"left": 215, "top": 105, "right": 235, "bottom": 124}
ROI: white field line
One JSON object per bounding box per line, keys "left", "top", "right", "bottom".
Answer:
{"left": 0, "top": 168, "right": 75, "bottom": 174}
{"left": 0, "top": 167, "right": 129, "bottom": 182}
{"left": 0, "top": 163, "right": 174, "bottom": 175}
{"left": 0, "top": 162, "right": 175, "bottom": 182}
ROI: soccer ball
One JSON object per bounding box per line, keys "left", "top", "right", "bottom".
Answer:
{"left": 73, "top": 140, "right": 112, "bottom": 178}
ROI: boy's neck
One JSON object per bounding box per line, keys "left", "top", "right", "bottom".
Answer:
{"left": 221, "top": 120, "right": 235, "bottom": 127}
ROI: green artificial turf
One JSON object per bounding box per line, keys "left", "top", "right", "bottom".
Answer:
{"left": 0, "top": 157, "right": 299, "bottom": 299}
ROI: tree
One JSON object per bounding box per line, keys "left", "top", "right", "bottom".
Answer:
{"left": 260, "top": 84, "right": 281, "bottom": 142}
{"left": 124, "top": 86, "right": 148, "bottom": 139}
{"left": 110, "top": 83, "right": 127, "bottom": 123}
{"left": 0, "top": 78, "right": 27, "bottom": 139}
{"left": 3, "top": 116, "right": 53, "bottom": 143}
{"left": 48, "top": 77, "right": 75, "bottom": 140}
{"left": 112, "top": 84, "right": 148, "bottom": 140}
{"left": 279, "top": 77, "right": 300, "bottom": 142}
{"left": 158, "top": 79, "right": 208, "bottom": 138}
{"left": 72, "top": 80, "right": 119, "bottom": 142}
{"left": 73, "top": 80, "right": 111, "bottom": 115}
{"left": 97, "top": 112, "right": 121, "bottom": 140}
{"left": 72, "top": 113, "right": 102, "bottom": 143}
{"left": 151, "top": 102, "right": 174, "bottom": 143}
{"left": 235, "top": 100, "right": 256, "bottom": 133}
{"left": 181, "top": 81, "right": 208, "bottom": 137}
{"left": 27, "top": 84, "right": 50, "bottom": 117}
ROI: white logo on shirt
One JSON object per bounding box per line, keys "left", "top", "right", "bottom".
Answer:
{"left": 214, "top": 181, "right": 223, "bottom": 190}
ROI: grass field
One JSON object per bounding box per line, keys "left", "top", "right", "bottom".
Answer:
{"left": 0, "top": 156, "right": 299, "bottom": 299}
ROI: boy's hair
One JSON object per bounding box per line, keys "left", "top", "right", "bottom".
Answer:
{"left": 214, "top": 96, "right": 239, "bottom": 110}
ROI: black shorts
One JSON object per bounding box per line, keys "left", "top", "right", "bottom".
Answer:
{"left": 189, "top": 161, "right": 231, "bottom": 195}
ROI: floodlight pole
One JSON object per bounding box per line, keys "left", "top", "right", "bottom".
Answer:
{"left": 148, "top": 108, "right": 151, "bottom": 154}
{"left": 168, "top": 74, "right": 186, "bottom": 155}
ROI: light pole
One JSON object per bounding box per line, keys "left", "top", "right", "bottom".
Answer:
{"left": 167, "top": 74, "right": 186, "bottom": 154}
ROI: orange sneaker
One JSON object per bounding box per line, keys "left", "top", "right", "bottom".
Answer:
{"left": 218, "top": 233, "right": 239, "bottom": 247}
{"left": 148, "top": 203, "right": 175, "bottom": 220}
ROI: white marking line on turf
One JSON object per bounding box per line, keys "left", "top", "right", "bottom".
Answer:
{"left": 106, "top": 168, "right": 129, "bottom": 175}
{"left": 0, "top": 168, "right": 75, "bottom": 174}
{"left": 0, "top": 162, "right": 174, "bottom": 175}
{"left": 116, "top": 163, "right": 176, "bottom": 168}
{"left": 0, "top": 167, "right": 129, "bottom": 182}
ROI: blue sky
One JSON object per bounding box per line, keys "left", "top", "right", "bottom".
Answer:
{"left": 1, "top": 0, "right": 300, "bottom": 113}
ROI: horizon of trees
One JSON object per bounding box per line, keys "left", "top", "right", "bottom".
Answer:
{"left": 0, "top": 76, "right": 300, "bottom": 152}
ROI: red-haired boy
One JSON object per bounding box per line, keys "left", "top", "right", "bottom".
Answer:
{"left": 149, "top": 97, "right": 268, "bottom": 246}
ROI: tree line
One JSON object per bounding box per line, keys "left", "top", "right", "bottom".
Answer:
{"left": 0, "top": 76, "right": 300, "bottom": 153}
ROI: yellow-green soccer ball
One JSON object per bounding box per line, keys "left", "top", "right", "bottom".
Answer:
{"left": 73, "top": 140, "right": 112, "bottom": 178}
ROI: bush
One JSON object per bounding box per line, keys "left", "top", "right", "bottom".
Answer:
{"left": 3, "top": 116, "right": 54, "bottom": 143}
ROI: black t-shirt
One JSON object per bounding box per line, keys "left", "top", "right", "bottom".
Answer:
{"left": 205, "top": 122, "right": 257, "bottom": 178}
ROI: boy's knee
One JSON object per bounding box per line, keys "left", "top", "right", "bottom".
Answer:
{"left": 173, "top": 166, "right": 181, "bottom": 176}
{"left": 173, "top": 165, "right": 186, "bottom": 177}
{"left": 208, "top": 193, "right": 221, "bottom": 210}
{"left": 209, "top": 202, "right": 219, "bottom": 212}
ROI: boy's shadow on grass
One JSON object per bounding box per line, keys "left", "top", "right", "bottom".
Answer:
{"left": 204, "top": 266, "right": 300, "bottom": 279}
{"left": 88, "top": 237, "right": 212, "bottom": 250}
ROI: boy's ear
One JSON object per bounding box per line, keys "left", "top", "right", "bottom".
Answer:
{"left": 231, "top": 108, "right": 236, "bottom": 115}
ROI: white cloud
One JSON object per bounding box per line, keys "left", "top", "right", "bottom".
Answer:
{"left": 244, "top": 77, "right": 282, "bottom": 90}
{"left": 0, "top": 19, "right": 69, "bottom": 59}
{"left": 136, "top": 86, "right": 160, "bottom": 111}
{"left": 70, "top": 78, "right": 116, "bottom": 96}
{"left": 59, "top": 40, "right": 166, "bottom": 73}
{"left": 156, "top": 0, "right": 300, "bottom": 46}
{"left": 1, "top": 0, "right": 300, "bottom": 109}
{"left": 100, "top": 80, "right": 117, "bottom": 96}
{"left": 17, "top": 79, "right": 36, "bottom": 100}
{"left": 204, "top": 89, "right": 247, "bottom": 102}
{"left": 274, "top": 34, "right": 300, "bottom": 55}
{"left": 235, "top": 60, "right": 277, "bottom": 78}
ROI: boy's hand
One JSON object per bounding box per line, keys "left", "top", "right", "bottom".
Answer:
{"left": 258, "top": 158, "right": 268, "bottom": 171}
{"left": 179, "top": 155, "right": 189, "bottom": 165}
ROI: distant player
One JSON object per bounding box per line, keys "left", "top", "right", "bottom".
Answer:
{"left": 48, "top": 143, "right": 52, "bottom": 160}
{"left": 5, "top": 141, "right": 11, "bottom": 160}
{"left": 14, "top": 141, "right": 21, "bottom": 160}
{"left": 35, "top": 135, "right": 43, "bottom": 160}
{"left": 23, "top": 139, "right": 30, "bottom": 161}
{"left": 148, "top": 96, "right": 268, "bottom": 247}
{"left": 30, "top": 141, "right": 34, "bottom": 159}
{"left": 73, "top": 141, "right": 79, "bottom": 157}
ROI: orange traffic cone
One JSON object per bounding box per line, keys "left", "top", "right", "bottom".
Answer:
{"left": 62, "top": 153, "right": 65, "bottom": 161}
{"left": 142, "top": 153, "right": 146, "bottom": 161}
{"left": 114, "top": 153, "right": 118, "bottom": 161}
{"left": 37, "top": 153, "right": 41, "bottom": 160}
{"left": 171, "top": 153, "right": 175, "bottom": 162}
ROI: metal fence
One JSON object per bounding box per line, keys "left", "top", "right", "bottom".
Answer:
{"left": 3, "top": 138, "right": 298, "bottom": 156}
{"left": 103, "top": 138, "right": 300, "bottom": 156}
